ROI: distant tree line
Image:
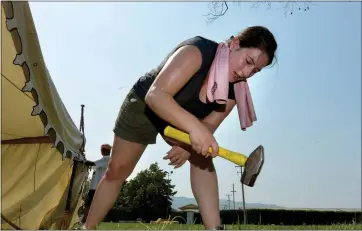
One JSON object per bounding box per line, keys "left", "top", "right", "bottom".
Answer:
{"left": 104, "top": 207, "right": 361, "bottom": 225}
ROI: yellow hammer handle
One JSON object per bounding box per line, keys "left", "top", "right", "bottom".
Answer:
{"left": 164, "top": 126, "right": 247, "bottom": 166}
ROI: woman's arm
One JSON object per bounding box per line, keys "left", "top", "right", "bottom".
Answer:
{"left": 162, "top": 99, "right": 236, "bottom": 147}
{"left": 162, "top": 99, "right": 236, "bottom": 164}
{"left": 202, "top": 99, "right": 236, "bottom": 134}
{"left": 145, "top": 45, "right": 204, "bottom": 134}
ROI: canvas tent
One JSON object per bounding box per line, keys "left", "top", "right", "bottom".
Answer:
{"left": 1, "top": 1, "right": 90, "bottom": 229}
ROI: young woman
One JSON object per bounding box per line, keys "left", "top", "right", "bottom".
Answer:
{"left": 84, "top": 26, "right": 277, "bottom": 230}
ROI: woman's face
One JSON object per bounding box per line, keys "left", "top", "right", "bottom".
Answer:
{"left": 228, "top": 38, "right": 270, "bottom": 83}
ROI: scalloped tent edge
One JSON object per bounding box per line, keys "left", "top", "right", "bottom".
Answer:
{"left": 1, "top": 1, "right": 89, "bottom": 229}
{"left": 2, "top": 1, "right": 87, "bottom": 163}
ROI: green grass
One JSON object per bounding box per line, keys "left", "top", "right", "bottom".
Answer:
{"left": 95, "top": 222, "right": 362, "bottom": 230}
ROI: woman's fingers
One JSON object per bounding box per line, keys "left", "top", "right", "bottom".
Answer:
{"left": 168, "top": 155, "right": 188, "bottom": 168}
{"left": 164, "top": 146, "right": 190, "bottom": 168}
{"left": 192, "top": 144, "right": 201, "bottom": 154}
{"left": 174, "top": 159, "right": 186, "bottom": 168}
{"left": 164, "top": 146, "right": 182, "bottom": 160}
{"left": 210, "top": 140, "right": 219, "bottom": 157}
{"left": 174, "top": 158, "right": 182, "bottom": 166}
{"left": 201, "top": 145, "right": 209, "bottom": 156}
{"left": 171, "top": 156, "right": 178, "bottom": 163}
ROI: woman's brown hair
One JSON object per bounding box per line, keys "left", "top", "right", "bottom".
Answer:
{"left": 228, "top": 26, "right": 278, "bottom": 66}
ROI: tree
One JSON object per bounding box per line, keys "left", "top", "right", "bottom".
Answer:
{"left": 114, "top": 180, "right": 129, "bottom": 209}
{"left": 205, "top": 1, "right": 314, "bottom": 23}
{"left": 115, "top": 163, "right": 177, "bottom": 216}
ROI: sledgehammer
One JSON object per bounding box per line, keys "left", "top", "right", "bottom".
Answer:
{"left": 163, "top": 126, "right": 264, "bottom": 187}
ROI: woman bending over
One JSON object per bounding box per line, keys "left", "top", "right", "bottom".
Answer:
{"left": 84, "top": 26, "right": 277, "bottom": 230}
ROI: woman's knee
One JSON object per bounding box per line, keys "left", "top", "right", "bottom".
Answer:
{"left": 105, "top": 161, "right": 134, "bottom": 181}
{"left": 104, "top": 136, "right": 147, "bottom": 181}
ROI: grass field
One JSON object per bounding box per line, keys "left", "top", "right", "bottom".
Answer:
{"left": 94, "top": 222, "right": 362, "bottom": 230}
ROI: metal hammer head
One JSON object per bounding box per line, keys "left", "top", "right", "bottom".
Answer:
{"left": 241, "top": 145, "right": 264, "bottom": 187}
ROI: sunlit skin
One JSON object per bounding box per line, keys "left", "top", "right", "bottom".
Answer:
{"left": 228, "top": 37, "right": 270, "bottom": 83}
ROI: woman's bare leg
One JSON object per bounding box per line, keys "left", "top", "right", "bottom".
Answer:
{"left": 84, "top": 135, "right": 147, "bottom": 229}
{"left": 189, "top": 154, "right": 221, "bottom": 229}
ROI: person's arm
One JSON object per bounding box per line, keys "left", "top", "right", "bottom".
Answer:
{"left": 145, "top": 45, "right": 204, "bottom": 134}
{"left": 85, "top": 160, "right": 95, "bottom": 167}
{"left": 202, "top": 99, "right": 236, "bottom": 134}
{"left": 163, "top": 99, "right": 236, "bottom": 164}
{"left": 93, "top": 158, "right": 109, "bottom": 168}
{"left": 162, "top": 99, "right": 236, "bottom": 147}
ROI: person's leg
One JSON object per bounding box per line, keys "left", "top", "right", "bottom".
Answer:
{"left": 84, "top": 136, "right": 147, "bottom": 229}
{"left": 84, "top": 88, "right": 159, "bottom": 229}
{"left": 81, "top": 206, "right": 89, "bottom": 224}
{"left": 189, "top": 154, "right": 221, "bottom": 229}
{"left": 81, "top": 190, "right": 95, "bottom": 224}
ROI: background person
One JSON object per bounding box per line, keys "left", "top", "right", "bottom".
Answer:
{"left": 81, "top": 144, "right": 112, "bottom": 225}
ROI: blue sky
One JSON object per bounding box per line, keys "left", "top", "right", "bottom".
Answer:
{"left": 29, "top": 2, "right": 361, "bottom": 209}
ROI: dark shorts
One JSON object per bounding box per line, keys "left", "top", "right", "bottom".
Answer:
{"left": 113, "top": 89, "right": 159, "bottom": 145}
{"left": 84, "top": 189, "right": 95, "bottom": 207}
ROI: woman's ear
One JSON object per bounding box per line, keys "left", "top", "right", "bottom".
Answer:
{"left": 229, "top": 36, "right": 240, "bottom": 50}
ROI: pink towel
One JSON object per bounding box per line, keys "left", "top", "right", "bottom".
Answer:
{"left": 206, "top": 43, "right": 257, "bottom": 131}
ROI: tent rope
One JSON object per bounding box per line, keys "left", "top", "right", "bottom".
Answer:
{"left": 1, "top": 214, "right": 23, "bottom": 230}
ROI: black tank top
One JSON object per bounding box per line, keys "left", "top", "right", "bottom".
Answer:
{"left": 133, "top": 36, "right": 235, "bottom": 133}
